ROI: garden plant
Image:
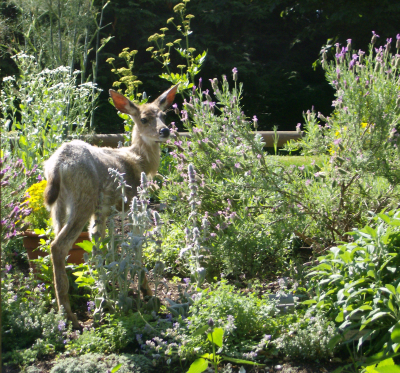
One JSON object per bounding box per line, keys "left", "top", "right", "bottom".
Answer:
{"left": 1, "top": 0, "right": 400, "bottom": 370}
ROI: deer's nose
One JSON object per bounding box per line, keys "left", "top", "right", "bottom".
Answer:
{"left": 159, "top": 127, "right": 170, "bottom": 138}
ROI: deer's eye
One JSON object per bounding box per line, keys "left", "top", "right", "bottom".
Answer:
{"left": 141, "top": 117, "right": 148, "bottom": 124}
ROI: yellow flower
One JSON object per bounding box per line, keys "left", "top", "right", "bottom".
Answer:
{"left": 361, "top": 122, "right": 368, "bottom": 128}
{"left": 23, "top": 180, "right": 49, "bottom": 230}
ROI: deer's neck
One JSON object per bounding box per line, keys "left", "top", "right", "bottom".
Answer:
{"left": 129, "top": 127, "right": 161, "bottom": 177}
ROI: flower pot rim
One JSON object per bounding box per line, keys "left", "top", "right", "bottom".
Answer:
{"left": 21, "top": 230, "right": 89, "bottom": 237}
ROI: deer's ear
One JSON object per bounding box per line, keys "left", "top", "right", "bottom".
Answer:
{"left": 109, "top": 89, "right": 139, "bottom": 115}
{"left": 155, "top": 84, "right": 179, "bottom": 111}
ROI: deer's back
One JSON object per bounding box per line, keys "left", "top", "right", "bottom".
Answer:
{"left": 46, "top": 140, "right": 142, "bottom": 208}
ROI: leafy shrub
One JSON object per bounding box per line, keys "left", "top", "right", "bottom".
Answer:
{"left": 1, "top": 271, "right": 69, "bottom": 364}
{"left": 287, "top": 34, "right": 400, "bottom": 182}
{"left": 142, "top": 280, "right": 289, "bottom": 367}
{"left": 0, "top": 154, "right": 39, "bottom": 263}
{"left": 1, "top": 53, "right": 99, "bottom": 169}
{"left": 273, "top": 314, "right": 337, "bottom": 360}
{"left": 65, "top": 315, "right": 129, "bottom": 355}
{"left": 50, "top": 353, "right": 152, "bottom": 373}
{"left": 188, "top": 280, "right": 280, "bottom": 342}
{"left": 305, "top": 209, "right": 400, "bottom": 356}
{"left": 159, "top": 73, "right": 296, "bottom": 278}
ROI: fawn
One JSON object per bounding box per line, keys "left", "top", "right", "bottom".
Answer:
{"left": 44, "top": 85, "right": 178, "bottom": 328}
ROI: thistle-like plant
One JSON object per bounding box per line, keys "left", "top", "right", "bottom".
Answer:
{"left": 179, "top": 164, "right": 208, "bottom": 288}
{"left": 74, "top": 170, "right": 164, "bottom": 318}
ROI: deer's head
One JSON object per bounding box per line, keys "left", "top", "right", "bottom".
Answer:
{"left": 109, "top": 85, "right": 178, "bottom": 144}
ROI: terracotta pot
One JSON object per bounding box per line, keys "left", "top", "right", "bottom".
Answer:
{"left": 22, "top": 231, "right": 90, "bottom": 271}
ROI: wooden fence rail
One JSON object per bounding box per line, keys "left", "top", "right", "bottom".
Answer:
{"left": 86, "top": 131, "right": 302, "bottom": 148}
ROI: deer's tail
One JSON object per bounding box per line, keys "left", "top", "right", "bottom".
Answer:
{"left": 44, "top": 167, "right": 61, "bottom": 206}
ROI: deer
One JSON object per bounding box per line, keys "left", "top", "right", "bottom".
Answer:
{"left": 44, "top": 84, "right": 178, "bottom": 328}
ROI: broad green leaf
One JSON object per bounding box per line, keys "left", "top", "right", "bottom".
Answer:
{"left": 187, "top": 358, "right": 208, "bottom": 373}
{"left": 222, "top": 356, "right": 265, "bottom": 366}
{"left": 386, "top": 284, "right": 396, "bottom": 295}
{"left": 391, "top": 323, "right": 400, "bottom": 344}
{"left": 192, "top": 325, "right": 209, "bottom": 337}
{"left": 19, "top": 135, "right": 28, "bottom": 146}
{"left": 335, "top": 311, "right": 344, "bottom": 323}
{"left": 369, "top": 312, "right": 389, "bottom": 323}
{"left": 374, "top": 361, "right": 400, "bottom": 373}
{"left": 377, "top": 213, "right": 391, "bottom": 224}
{"left": 111, "top": 364, "right": 122, "bottom": 373}
{"left": 328, "top": 334, "right": 343, "bottom": 350}
{"left": 367, "top": 270, "right": 376, "bottom": 279}
{"left": 302, "top": 299, "right": 317, "bottom": 305}
{"left": 208, "top": 327, "right": 224, "bottom": 347}
{"left": 75, "top": 240, "right": 93, "bottom": 253}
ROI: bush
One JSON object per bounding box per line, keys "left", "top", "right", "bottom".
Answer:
{"left": 1, "top": 271, "right": 69, "bottom": 364}
{"left": 1, "top": 53, "right": 99, "bottom": 170}
{"left": 273, "top": 314, "right": 337, "bottom": 360}
{"left": 305, "top": 209, "right": 400, "bottom": 356}
{"left": 159, "top": 73, "right": 296, "bottom": 278}
{"left": 50, "top": 353, "right": 152, "bottom": 373}
{"left": 0, "top": 154, "right": 39, "bottom": 263}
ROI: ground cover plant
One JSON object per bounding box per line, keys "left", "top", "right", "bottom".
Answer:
{"left": 2, "top": 5, "right": 400, "bottom": 371}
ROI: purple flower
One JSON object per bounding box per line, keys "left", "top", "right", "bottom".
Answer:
{"left": 87, "top": 301, "right": 95, "bottom": 313}
{"left": 371, "top": 31, "right": 379, "bottom": 45}
{"left": 58, "top": 320, "right": 66, "bottom": 331}
{"left": 396, "top": 34, "right": 400, "bottom": 49}
{"left": 232, "top": 67, "right": 238, "bottom": 81}
{"left": 211, "top": 163, "right": 217, "bottom": 169}
{"left": 298, "top": 165, "right": 305, "bottom": 171}
{"left": 234, "top": 163, "right": 241, "bottom": 168}
{"left": 37, "top": 174, "right": 42, "bottom": 181}
{"left": 210, "top": 233, "right": 217, "bottom": 237}
{"left": 333, "top": 138, "right": 342, "bottom": 145}
{"left": 5, "top": 264, "right": 12, "bottom": 272}
{"left": 305, "top": 179, "right": 312, "bottom": 186}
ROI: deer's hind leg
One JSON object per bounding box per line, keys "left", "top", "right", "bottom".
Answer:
{"left": 51, "top": 200, "right": 93, "bottom": 329}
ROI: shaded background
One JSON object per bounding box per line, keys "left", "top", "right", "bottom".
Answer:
{"left": 1, "top": 0, "right": 400, "bottom": 133}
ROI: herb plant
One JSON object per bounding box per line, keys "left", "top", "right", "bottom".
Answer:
{"left": 305, "top": 209, "right": 400, "bottom": 356}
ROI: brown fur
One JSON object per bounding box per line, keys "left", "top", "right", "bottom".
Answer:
{"left": 44, "top": 85, "right": 178, "bottom": 328}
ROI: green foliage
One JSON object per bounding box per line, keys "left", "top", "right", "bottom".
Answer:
{"left": 306, "top": 210, "right": 400, "bottom": 356}
{"left": 144, "top": 223, "right": 186, "bottom": 276}
{"left": 0, "top": 154, "right": 38, "bottom": 263}
{"left": 73, "top": 170, "right": 164, "bottom": 317}
{"left": 1, "top": 53, "right": 99, "bottom": 169}
{"left": 7, "top": 0, "right": 104, "bottom": 81}
{"left": 50, "top": 352, "right": 151, "bottom": 373}
{"left": 286, "top": 35, "right": 400, "bottom": 183}
{"left": 272, "top": 314, "right": 337, "bottom": 360}
{"left": 65, "top": 316, "right": 128, "bottom": 355}
{"left": 147, "top": 0, "right": 207, "bottom": 91}
{"left": 188, "top": 323, "right": 264, "bottom": 373}
{"left": 188, "top": 280, "right": 280, "bottom": 344}
{"left": 1, "top": 271, "right": 69, "bottom": 364}
{"left": 159, "top": 74, "right": 295, "bottom": 278}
